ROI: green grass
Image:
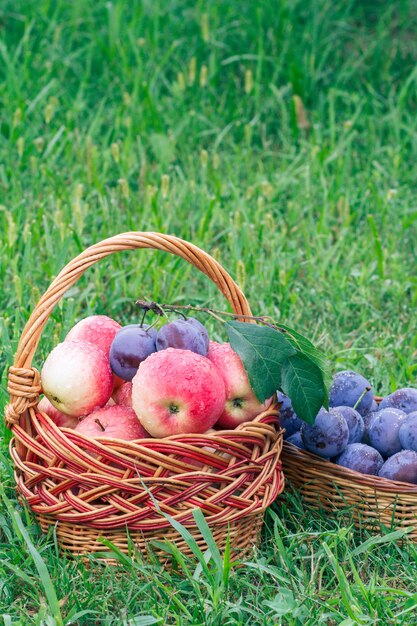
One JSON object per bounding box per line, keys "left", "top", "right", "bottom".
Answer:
{"left": 2, "top": 0, "right": 417, "bottom": 622}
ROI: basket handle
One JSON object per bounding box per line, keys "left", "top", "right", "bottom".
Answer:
{"left": 6, "top": 232, "right": 252, "bottom": 426}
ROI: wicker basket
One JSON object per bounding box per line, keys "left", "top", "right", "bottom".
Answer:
{"left": 5, "top": 232, "right": 284, "bottom": 562}
{"left": 282, "top": 432, "right": 417, "bottom": 538}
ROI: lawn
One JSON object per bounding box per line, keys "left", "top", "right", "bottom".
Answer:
{"left": 1, "top": 0, "right": 417, "bottom": 623}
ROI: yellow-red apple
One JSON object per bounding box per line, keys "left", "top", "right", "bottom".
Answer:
{"left": 65, "top": 315, "right": 123, "bottom": 388}
{"left": 65, "top": 315, "right": 121, "bottom": 356}
{"left": 41, "top": 340, "right": 113, "bottom": 417}
{"left": 208, "top": 342, "right": 272, "bottom": 428}
{"left": 37, "top": 396, "right": 79, "bottom": 429}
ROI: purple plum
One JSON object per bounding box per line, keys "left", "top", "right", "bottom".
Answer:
{"left": 156, "top": 317, "right": 209, "bottom": 356}
{"left": 379, "top": 450, "right": 417, "bottom": 484}
{"left": 110, "top": 324, "right": 157, "bottom": 381}
{"left": 336, "top": 443, "right": 383, "bottom": 475}
{"left": 301, "top": 408, "right": 349, "bottom": 458}
{"left": 369, "top": 408, "right": 407, "bottom": 457}
{"left": 277, "top": 391, "right": 302, "bottom": 439}
{"left": 378, "top": 388, "right": 417, "bottom": 414}
{"left": 331, "top": 406, "right": 364, "bottom": 444}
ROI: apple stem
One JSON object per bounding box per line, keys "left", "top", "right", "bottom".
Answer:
{"left": 95, "top": 418, "right": 105, "bottom": 432}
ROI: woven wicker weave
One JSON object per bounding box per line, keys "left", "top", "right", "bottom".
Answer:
{"left": 5, "top": 232, "right": 284, "bottom": 561}
{"left": 282, "top": 421, "right": 417, "bottom": 538}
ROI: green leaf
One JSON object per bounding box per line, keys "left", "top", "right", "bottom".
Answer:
{"left": 277, "top": 323, "right": 331, "bottom": 407}
{"left": 281, "top": 353, "right": 326, "bottom": 424}
{"left": 225, "top": 321, "right": 297, "bottom": 402}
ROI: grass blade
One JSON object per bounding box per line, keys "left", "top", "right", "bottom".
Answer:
{"left": 192, "top": 508, "right": 223, "bottom": 572}
{"left": 367, "top": 215, "right": 385, "bottom": 278}
{"left": 13, "top": 512, "right": 64, "bottom": 626}
{"left": 349, "top": 528, "right": 412, "bottom": 558}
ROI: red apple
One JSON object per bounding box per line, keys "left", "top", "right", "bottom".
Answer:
{"left": 65, "top": 315, "right": 123, "bottom": 388}
{"left": 112, "top": 381, "right": 132, "bottom": 407}
{"left": 208, "top": 342, "right": 272, "bottom": 428}
{"left": 65, "top": 315, "right": 121, "bottom": 356}
{"left": 75, "top": 405, "right": 150, "bottom": 440}
{"left": 41, "top": 340, "right": 113, "bottom": 417}
{"left": 131, "top": 348, "right": 226, "bottom": 437}
{"left": 37, "top": 396, "right": 79, "bottom": 429}
{"left": 113, "top": 375, "right": 125, "bottom": 389}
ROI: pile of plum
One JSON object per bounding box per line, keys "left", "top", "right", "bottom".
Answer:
{"left": 281, "top": 370, "right": 417, "bottom": 484}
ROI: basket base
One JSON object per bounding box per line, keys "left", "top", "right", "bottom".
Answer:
{"left": 37, "top": 512, "right": 265, "bottom": 564}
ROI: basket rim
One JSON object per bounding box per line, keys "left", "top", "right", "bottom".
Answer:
{"left": 30, "top": 402, "right": 282, "bottom": 447}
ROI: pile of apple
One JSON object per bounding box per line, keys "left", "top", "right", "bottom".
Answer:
{"left": 39, "top": 315, "right": 272, "bottom": 442}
